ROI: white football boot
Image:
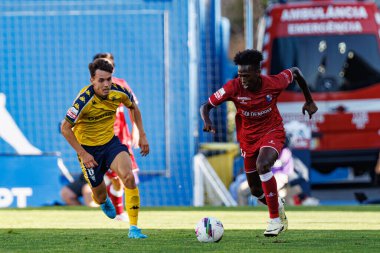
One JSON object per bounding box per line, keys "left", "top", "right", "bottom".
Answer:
{"left": 115, "top": 212, "right": 128, "bottom": 222}
{"left": 264, "top": 219, "right": 284, "bottom": 237}
{"left": 278, "top": 197, "right": 288, "bottom": 231}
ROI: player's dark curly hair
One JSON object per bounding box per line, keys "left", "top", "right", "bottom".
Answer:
{"left": 233, "top": 49, "right": 263, "bottom": 69}
{"left": 93, "top": 52, "right": 115, "bottom": 67}
{"left": 88, "top": 58, "right": 114, "bottom": 77}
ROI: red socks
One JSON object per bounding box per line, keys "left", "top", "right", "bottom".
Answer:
{"left": 107, "top": 184, "right": 124, "bottom": 215}
{"left": 260, "top": 172, "right": 279, "bottom": 219}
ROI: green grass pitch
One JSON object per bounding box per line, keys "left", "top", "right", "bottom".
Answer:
{"left": 1, "top": 206, "right": 380, "bottom": 252}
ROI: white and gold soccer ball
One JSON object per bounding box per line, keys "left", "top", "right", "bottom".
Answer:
{"left": 194, "top": 217, "right": 224, "bottom": 243}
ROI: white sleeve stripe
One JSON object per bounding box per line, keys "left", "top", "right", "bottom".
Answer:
{"left": 287, "top": 69, "right": 294, "bottom": 83}
{"left": 208, "top": 97, "right": 216, "bottom": 107}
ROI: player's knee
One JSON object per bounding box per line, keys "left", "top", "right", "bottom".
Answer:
{"left": 256, "top": 160, "right": 271, "bottom": 175}
{"left": 111, "top": 178, "right": 122, "bottom": 190}
{"left": 120, "top": 171, "right": 136, "bottom": 188}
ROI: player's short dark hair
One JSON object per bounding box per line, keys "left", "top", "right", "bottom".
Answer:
{"left": 88, "top": 58, "right": 114, "bottom": 77}
{"left": 233, "top": 49, "right": 263, "bottom": 69}
{"left": 93, "top": 52, "right": 115, "bottom": 67}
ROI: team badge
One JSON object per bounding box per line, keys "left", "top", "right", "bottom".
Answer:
{"left": 266, "top": 94, "right": 272, "bottom": 102}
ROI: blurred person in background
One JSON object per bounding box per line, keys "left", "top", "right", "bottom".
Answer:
{"left": 92, "top": 53, "right": 142, "bottom": 222}
{"left": 354, "top": 151, "right": 380, "bottom": 204}
{"left": 231, "top": 145, "right": 319, "bottom": 206}
{"left": 272, "top": 146, "right": 319, "bottom": 206}
{"left": 61, "top": 58, "right": 149, "bottom": 239}
{"left": 201, "top": 49, "right": 318, "bottom": 236}
{"left": 60, "top": 173, "right": 97, "bottom": 207}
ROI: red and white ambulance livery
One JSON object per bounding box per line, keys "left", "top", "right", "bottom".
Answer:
{"left": 257, "top": 0, "right": 380, "bottom": 175}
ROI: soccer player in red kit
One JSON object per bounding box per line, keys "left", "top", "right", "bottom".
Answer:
{"left": 93, "top": 53, "right": 141, "bottom": 222}
{"left": 200, "top": 49, "right": 318, "bottom": 236}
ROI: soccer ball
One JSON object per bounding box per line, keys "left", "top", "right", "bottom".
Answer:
{"left": 195, "top": 217, "right": 224, "bottom": 243}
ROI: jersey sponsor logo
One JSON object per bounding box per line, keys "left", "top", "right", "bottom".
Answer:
{"left": 66, "top": 107, "right": 78, "bottom": 120}
{"left": 214, "top": 88, "right": 226, "bottom": 100}
{"left": 241, "top": 107, "right": 272, "bottom": 117}
{"left": 88, "top": 111, "right": 113, "bottom": 121}
{"left": 237, "top": 97, "right": 251, "bottom": 100}
{"left": 266, "top": 94, "right": 273, "bottom": 102}
{"left": 237, "top": 96, "right": 251, "bottom": 104}
{"left": 69, "top": 106, "right": 78, "bottom": 115}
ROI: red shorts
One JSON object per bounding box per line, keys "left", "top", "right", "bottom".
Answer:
{"left": 241, "top": 128, "right": 285, "bottom": 173}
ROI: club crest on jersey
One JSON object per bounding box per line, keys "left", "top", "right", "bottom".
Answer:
{"left": 265, "top": 94, "right": 273, "bottom": 103}
{"left": 214, "top": 88, "right": 226, "bottom": 100}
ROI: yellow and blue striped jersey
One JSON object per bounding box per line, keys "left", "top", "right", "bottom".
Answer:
{"left": 65, "top": 83, "right": 134, "bottom": 146}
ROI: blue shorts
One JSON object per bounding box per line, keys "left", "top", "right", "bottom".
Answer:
{"left": 78, "top": 136, "right": 130, "bottom": 187}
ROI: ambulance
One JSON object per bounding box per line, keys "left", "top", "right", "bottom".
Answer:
{"left": 257, "top": 0, "right": 380, "bottom": 177}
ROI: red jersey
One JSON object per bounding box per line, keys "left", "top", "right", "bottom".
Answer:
{"left": 112, "top": 76, "right": 139, "bottom": 170}
{"left": 209, "top": 69, "right": 293, "bottom": 144}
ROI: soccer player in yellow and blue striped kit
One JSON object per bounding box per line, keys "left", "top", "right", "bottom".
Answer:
{"left": 61, "top": 58, "right": 149, "bottom": 238}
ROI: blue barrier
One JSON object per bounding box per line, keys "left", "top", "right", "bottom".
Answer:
{"left": 0, "top": 0, "right": 230, "bottom": 206}
{"left": 0, "top": 153, "right": 61, "bottom": 207}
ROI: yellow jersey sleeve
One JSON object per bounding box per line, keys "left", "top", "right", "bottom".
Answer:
{"left": 110, "top": 83, "right": 134, "bottom": 108}
{"left": 65, "top": 85, "right": 93, "bottom": 125}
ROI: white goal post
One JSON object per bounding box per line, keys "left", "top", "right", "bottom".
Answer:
{"left": 193, "top": 153, "right": 237, "bottom": 207}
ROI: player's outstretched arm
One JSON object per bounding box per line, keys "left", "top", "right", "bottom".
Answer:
{"left": 128, "top": 102, "right": 149, "bottom": 156}
{"left": 290, "top": 67, "right": 318, "bottom": 119}
{"left": 200, "top": 102, "right": 216, "bottom": 134}
{"left": 61, "top": 120, "right": 98, "bottom": 168}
